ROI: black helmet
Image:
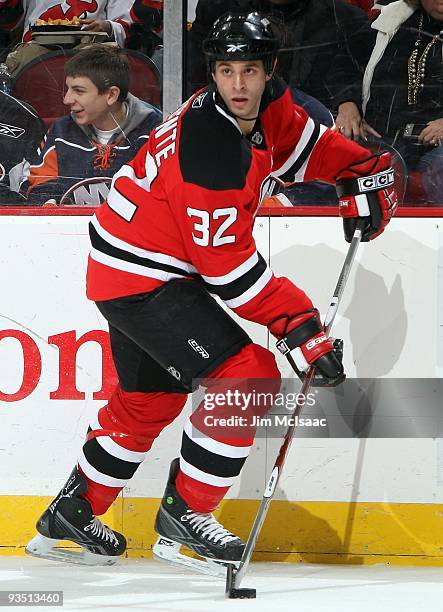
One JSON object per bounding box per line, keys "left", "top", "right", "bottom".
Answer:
{"left": 203, "top": 12, "right": 279, "bottom": 75}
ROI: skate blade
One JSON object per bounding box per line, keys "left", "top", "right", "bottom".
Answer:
{"left": 25, "top": 533, "right": 118, "bottom": 566}
{"left": 152, "top": 536, "right": 238, "bottom": 577}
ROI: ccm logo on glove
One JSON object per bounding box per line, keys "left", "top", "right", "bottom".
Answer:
{"left": 336, "top": 152, "right": 398, "bottom": 242}
{"left": 357, "top": 169, "right": 395, "bottom": 192}
{"left": 306, "top": 334, "right": 327, "bottom": 350}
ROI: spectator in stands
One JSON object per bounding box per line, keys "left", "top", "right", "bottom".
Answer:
{"left": 128, "top": 0, "right": 163, "bottom": 59}
{"left": 372, "top": 0, "right": 397, "bottom": 9}
{"left": 186, "top": 0, "right": 370, "bottom": 114}
{"left": 0, "top": 32, "right": 10, "bottom": 62}
{"left": 0, "top": 0, "right": 23, "bottom": 60}
{"left": 1, "top": 0, "right": 133, "bottom": 77}
{"left": 347, "top": 0, "right": 374, "bottom": 13}
{"left": 21, "top": 45, "right": 162, "bottom": 206}
{"left": 0, "top": 0, "right": 23, "bottom": 30}
{"left": 336, "top": 0, "right": 443, "bottom": 204}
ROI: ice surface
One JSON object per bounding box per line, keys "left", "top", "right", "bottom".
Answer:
{"left": 1, "top": 557, "right": 442, "bottom": 611}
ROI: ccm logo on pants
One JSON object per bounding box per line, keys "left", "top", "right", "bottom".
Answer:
{"left": 188, "top": 339, "right": 210, "bottom": 359}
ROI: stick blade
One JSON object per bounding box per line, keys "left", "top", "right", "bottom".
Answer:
{"left": 225, "top": 563, "right": 256, "bottom": 598}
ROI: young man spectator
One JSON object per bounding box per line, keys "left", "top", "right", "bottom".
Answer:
{"left": 26, "top": 13, "right": 397, "bottom": 568}
{"left": 22, "top": 45, "right": 162, "bottom": 206}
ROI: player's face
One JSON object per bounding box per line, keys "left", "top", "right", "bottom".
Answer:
{"left": 63, "top": 76, "right": 119, "bottom": 129}
{"left": 212, "top": 60, "right": 271, "bottom": 122}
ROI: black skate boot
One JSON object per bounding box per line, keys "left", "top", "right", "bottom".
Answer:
{"left": 26, "top": 467, "right": 126, "bottom": 566}
{"left": 153, "top": 459, "right": 245, "bottom": 575}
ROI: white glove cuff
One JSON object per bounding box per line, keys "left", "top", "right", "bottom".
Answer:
{"left": 288, "top": 347, "right": 309, "bottom": 373}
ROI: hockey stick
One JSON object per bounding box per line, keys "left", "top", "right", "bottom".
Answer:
{"left": 226, "top": 218, "right": 367, "bottom": 599}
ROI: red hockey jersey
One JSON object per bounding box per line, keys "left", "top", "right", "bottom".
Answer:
{"left": 87, "top": 77, "right": 372, "bottom": 335}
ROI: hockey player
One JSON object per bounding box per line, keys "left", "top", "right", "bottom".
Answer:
{"left": 26, "top": 12, "right": 397, "bottom": 569}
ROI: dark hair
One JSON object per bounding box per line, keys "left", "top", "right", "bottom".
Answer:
{"left": 65, "top": 45, "right": 130, "bottom": 102}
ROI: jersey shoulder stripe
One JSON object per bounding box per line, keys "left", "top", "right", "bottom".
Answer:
{"left": 278, "top": 121, "right": 321, "bottom": 183}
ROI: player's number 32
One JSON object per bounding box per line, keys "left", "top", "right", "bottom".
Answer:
{"left": 187, "top": 207, "right": 238, "bottom": 247}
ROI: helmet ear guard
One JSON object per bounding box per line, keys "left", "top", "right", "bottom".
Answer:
{"left": 203, "top": 12, "right": 280, "bottom": 76}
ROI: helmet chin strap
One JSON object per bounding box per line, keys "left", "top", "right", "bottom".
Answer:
{"left": 233, "top": 114, "right": 258, "bottom": 122}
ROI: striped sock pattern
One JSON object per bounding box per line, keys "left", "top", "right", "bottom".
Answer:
{"left": 78, "top": 388, "right": 187, "bottom": 515}
{"left": 177, "top": 417, "right": 253, "bottom": 512}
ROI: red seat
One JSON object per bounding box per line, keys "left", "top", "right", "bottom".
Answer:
{"left": 11, "top": 48, "right": 162, "bottom": 124}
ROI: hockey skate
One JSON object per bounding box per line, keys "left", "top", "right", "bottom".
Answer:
{"left": 153, "top": 459, "right": 245, "bottom": 577}
{"left": 26, "top": 467, "right": 126, "bottom": 566}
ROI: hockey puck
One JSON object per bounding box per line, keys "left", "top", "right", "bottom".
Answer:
{"left": 225, "top": 563, "right": 257, "bottom": 598}
{"left": 228, "top": 587, "right": 256, "bottom": 599}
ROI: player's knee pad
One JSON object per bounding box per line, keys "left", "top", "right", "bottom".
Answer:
{"left": 108, "top": 387, "right": 188, "bottom": 437}
{"left": 238, "top": 343, "right": 281, "bottom": 380}
{"left": 206, "top": 344, "right": 281, "bottom": 420}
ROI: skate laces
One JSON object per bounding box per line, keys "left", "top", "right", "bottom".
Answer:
{"left": 84, "top": 517, "right": 119, "bottom": 546}
{"left": 184, "top": 511, "right": 240, "bottom": 545}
